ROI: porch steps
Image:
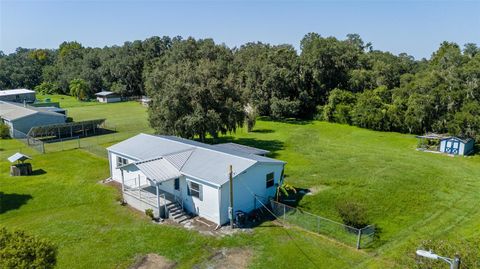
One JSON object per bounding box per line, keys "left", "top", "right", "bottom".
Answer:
{"left": 166, "top": 202, "right": 190, "bottom": 223}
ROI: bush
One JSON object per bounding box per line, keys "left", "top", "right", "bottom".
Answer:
{"left": 0, "top": 123, "right": 10, "bottom": 139}
{"left": 0, "top": 227, "right": 57, "bottom": 269}
{"left": 336, "top": 201, "right": 369, "bottom": 229}
{"left": 34, "top": 82, "right": 61, "bottom": 94}
{"left": 145, "top": 209, "right": 154, "bottom": 219}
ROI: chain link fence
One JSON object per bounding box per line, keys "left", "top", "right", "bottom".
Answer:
{"left": 10, "top": 127, "right": 125, "bottom": 159}
{"left": 270, "top": 200, "right": 376, "bottom": 249}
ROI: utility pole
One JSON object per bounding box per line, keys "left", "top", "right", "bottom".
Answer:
{"left": 229, "top": 165, "right": 234, "bottom": 229}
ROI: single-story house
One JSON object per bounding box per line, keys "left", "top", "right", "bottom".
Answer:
{"left": 0, "top": 101, "right": 66, "bottom": 138}
{"left": 0, "top": 89, "right": 36, "bottom": 103}
{"left": 440, "top": 137, "right": 474, "bottom": 156}
{"left": 95, "top": 91, "right": 121, "bottom": 103}
{"left": 107, "top": 134, "right": 285, "bottom": 225}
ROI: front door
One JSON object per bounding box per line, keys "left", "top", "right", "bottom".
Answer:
{"left": 174, "top": 177, "right": 181, "bottom": 196}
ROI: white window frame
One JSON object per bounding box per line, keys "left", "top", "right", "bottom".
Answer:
{"left": 188, "top": 181, "right": 202, "bottom": 200}
{"left": 116, "top": 156, "right": 128, "bottom": 167}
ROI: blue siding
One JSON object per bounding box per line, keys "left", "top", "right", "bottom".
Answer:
{"left": 440, "top": 137, "right": 475, "bottom": 156}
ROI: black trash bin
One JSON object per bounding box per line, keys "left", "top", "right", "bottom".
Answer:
{"left": 235, "top": 210, "right": 246, "bottom": 228}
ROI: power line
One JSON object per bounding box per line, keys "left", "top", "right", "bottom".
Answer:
{"left": 235, "top": 177, "right": 321, "bottom": 268}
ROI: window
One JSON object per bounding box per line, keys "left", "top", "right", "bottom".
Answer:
{"left": 174, "top": 178, "right": 180, "bottom": 190}
{"left": 266, "top": 172, "right": 275, "bottom": 188}
{"left": 116, "top": 156, "right": 128, "bottom": 167}
{"left": 188, "top": 181, "right": 202, "bottom": 200}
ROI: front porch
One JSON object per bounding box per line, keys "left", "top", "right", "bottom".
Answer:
{"left": 122, "top": 178, "right": 188, "bottom": 221}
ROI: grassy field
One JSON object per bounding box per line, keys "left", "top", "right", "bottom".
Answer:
{"left": 2, "top": 96, "right": 480, "bottom": 268}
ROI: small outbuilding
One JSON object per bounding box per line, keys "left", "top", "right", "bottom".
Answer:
{"left": 95, "top": 91, "right": 121, "bottom": 103}
{"left": 417, "top": 133, "right": 475, "bottom": 156}
{"left": 440, "top": 137, "right": 474, "bottom": 156}
{"left": 8, "top": 153, "right": 33, "bottom": 176}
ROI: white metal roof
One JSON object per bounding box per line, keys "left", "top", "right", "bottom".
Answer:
{"left": 8, "top": 153, "right": 31, "bottom": 163}
{"left": 95, "top": 91, "right": 117, "bottom": 96}
{"left": 109, "top": 133, "right": 285, "bottom": 186}
{"left": 214, "top": 142, "right": 270, "bottom": 155}
{"left": 131, "top": 157, "right": 182, "bottom": 183}
{"left": 0, "top": 89, "right": 35, "bottom": 96}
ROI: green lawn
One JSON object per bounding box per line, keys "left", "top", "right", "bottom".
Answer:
{"left": 0, "top": 139, "right": 386, "bottom": 269}
{"left": 2, "top": 96, "right": 480, "bottom": 268}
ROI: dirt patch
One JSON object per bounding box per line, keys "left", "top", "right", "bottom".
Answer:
{"left": 202, "top": 248, "right": 253, "bottom": 269}
{"left": 129, "top": 254, "right": 176, "bottom": 269}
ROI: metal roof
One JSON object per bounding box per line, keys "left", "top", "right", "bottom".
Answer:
{"left": 109, "top": 133, "right": 285, "bottom": 186}
{"left": 107, "top": 134, "right": 193, "bottom": 160}
{"left": 8, "top": 153, "right": 31, "bottom": 163}
{"left": 440, "top": 136, "right": 474, "bottom": 144}
{"left": 163, "top": 149, "right": 194, "bottom": 170}
{"left": 0, "top": 101, "right": 65, "bottom": 121}
{"left": 0, "top": 89, "right": 35, "bottom": 96}
{"left": 129, "top": 157, "right": 182, "bottom": 183}
{"left": 95, "top": 91, "right": 117, "bottom": 96}
{"left": 214, "top": 142, "right": 270, "bottom": 155}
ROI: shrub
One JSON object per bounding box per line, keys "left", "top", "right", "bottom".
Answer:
{"left": 34, "top": 82, "right": 61, "bottom": 94}
{"left": 0, "top": 123, "right": 10, "bottom": 139}
{"left": 336, "top": 201, "right": 369, "bottom": 229}
{"left": 145, "top": 209, "right": 154, "bottom": 219}
{"left": 0, "top": 227, "right": 57, "bottom": 269}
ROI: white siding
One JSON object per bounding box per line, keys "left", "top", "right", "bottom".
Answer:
{"left": 181, "top": 177, "right": 220, "bottom": 224}
{"left": 219, "top": 162, "right": 285, "bottom": 225}
{"left": 440, "top": 140, "right": 446, "bottom": 152}
{"left": 108, "top": 151, "right": 138, "bottom": 183}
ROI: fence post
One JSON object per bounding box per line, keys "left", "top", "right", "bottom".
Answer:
{"left": 77, "top": 137, "right": 80, "bottom": 149}
{"left": 356, "top": 228, "right": 362, "bottom": 249}
{"left": 283, "top": 204, "right": 286, "bottom": 221}
{"left": 41, "top": 142, "right": 45, "bottom": 154}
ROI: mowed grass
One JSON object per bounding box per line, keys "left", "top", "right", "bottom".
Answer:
{"left": 2, "top": 96, "right": 480, "bottom": 268}
{"left": 0, "top": 139, "right": 384, "bottom": 269}
{"left": 219, "top": 120, "right": 480, "bottom": 265}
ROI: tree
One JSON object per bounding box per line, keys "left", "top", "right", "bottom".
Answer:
{"left": 34, "top": 81, "right": 60, "bottom": 94}
{"left": 323, "top": 88, "right": 356, "bottom": 124}
{"left": 351, "top": 87, "right": 389, "bottom": 131}
{"left": 69, "top": 78, "right": 89, "bottom": 100}
{"left": 145, "top": 38, "right": 245, "bottom": 141}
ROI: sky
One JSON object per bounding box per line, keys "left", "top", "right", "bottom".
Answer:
{"left": 0, "top": 0, "right": 479, "bottom": 59}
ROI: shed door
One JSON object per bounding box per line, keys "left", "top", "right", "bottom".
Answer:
{"left": 446, "top": 140, "right": 460, "bottom": 155}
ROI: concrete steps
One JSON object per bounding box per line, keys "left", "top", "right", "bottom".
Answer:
{"left": 166, "top": 202, "right": 190, "bottom": 223}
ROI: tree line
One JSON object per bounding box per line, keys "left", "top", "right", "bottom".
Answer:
{"left": 1, "top": 34, "right": 479, "bottom": 140}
